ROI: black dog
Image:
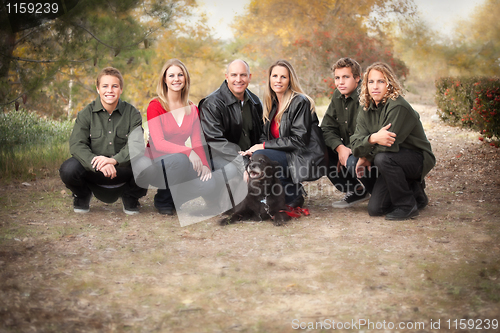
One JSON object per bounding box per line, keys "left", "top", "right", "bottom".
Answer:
{"left": 219, "top": 154, "right": 290, "bottom": 226}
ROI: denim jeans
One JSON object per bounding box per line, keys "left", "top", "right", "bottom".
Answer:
{"left": 326, "top": 147, "right": 377, "bottom": 194}
{"left": 252, "top": 149, "right": 302, "bottom": 204}
{"left": 138, "top": 153, "right": 217, "bottom": 210}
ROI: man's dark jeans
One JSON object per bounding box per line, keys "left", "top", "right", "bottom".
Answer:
{"left": 368, "top": 148, "right": 423, "bottom": 216}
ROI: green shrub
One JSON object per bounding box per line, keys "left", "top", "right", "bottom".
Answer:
{"left": 0, "top": 109, "right": 72, "bottom": 145}
{"left": 435, "top": 77, "right": 500, "bottom": 147}
{"left": 471, "top": 81, "right": 500, "bottom": 147}
{"left": 0, "top": 109, "right": 73, "bottom": 180}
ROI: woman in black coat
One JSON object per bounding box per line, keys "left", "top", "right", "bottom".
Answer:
{"left": 242, "top": 60, "right": 327, "bottom": 207}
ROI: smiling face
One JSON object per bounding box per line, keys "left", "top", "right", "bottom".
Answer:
{"left": 334, "top": 67, "right": 360, "bottom": 97}
{"left": 165, "top": 65, "right": 185, "bottom": 93}
{"left": 97, "top": 75, "right": 122, "bottom": 113}
{"left": 367, "top": 69, "right": 388, "bottom": 105}
{"left": 270, "top": 65, "right": 290, "bottom": 97}
{"left": 225, "top": 60, "right": 251, "bottom": 101}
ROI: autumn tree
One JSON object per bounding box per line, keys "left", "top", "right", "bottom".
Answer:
{"left": 392, "top": 0, "right": 500, "bottom": 81}
{"left": 450, "top": 0, "right": 500, "bottom": 76}
{"left": 0, "top": 0, "right": 196, "bottom": 117}
{"left": 232, "top": 0, "right": 415, "bottom": 96}
{"left": 122, "top": 17, "right": 227, "bottom": 112}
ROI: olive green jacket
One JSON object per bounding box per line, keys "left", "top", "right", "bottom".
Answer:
{"left": 351, "top": 96, "right": 435, "bottom": 180}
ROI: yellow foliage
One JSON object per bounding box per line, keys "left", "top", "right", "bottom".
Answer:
{"left": 122, "top": 15, "right": 226, "bottom": 111}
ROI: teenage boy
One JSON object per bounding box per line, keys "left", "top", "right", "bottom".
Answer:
{"left": 351, "top": 62, "right": 434, "bottom": 220}
{"left": 59, "top": 67, "right": 147, "bottom": 214}
{"left": 321, "top": 58, "right": 375, "bottom": 208}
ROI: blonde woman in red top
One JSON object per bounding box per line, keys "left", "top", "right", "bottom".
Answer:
{"left": 145, "top": 59, "right": 214, "bottom": 215}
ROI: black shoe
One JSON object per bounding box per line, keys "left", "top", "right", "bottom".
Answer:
{"left": 332, "top": 191, "right": 370, "bottom": 208}
{"left": 154, "top": 202, "right": 175, "bottom": 215}
{"left": 417, "top": 193, "right": 428, "bottom": 210}
{"left": 288, "top": 196, "right": 305, "bottom": 208}
{"left": 157, "top": 207, "right": 175, "bottom": 215}
{"left": 412, "top": 180, "right": 429, "bottom": 210}
{"left": 385, "top": 204, "right": 419, "bottom": 220}
{"left": 73, "top": 193, "right": 91, "bottom": 213}
{"left": 122, "top": 195, "right": 140, "bottom": 215}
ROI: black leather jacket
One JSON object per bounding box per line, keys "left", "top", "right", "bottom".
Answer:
{"left": 262, "top": 94, "right": 328, "bottom": 183}
{"left": 199, "top": 80, "right": 263, "bottom": 163}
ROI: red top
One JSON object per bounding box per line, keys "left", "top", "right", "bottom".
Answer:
{"left": 146, "top": 99, "right": 209, "bottom": 167}
{"left": 270, "top": 115, "right": 280, "bottom": 139}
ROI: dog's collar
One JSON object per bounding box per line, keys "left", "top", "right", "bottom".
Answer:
{"left": 259, "top": 194, "right": 274, "bottom": 220}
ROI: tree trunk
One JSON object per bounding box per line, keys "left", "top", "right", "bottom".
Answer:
{"left": 0, "top": 14, "right": 16, "bottom": 103}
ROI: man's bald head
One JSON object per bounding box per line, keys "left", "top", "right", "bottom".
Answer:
{"left": 225, "top": 59, "right": 252, "bottom": 101}
{"left": 226, "top": 59, "right": 250, "bottom": 75}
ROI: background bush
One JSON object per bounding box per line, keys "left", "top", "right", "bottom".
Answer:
{"left": 435, "top": 77, "right": 500, "bottom": 147}
{"left": 0, "top": 110, "right": 73, "bottom": 181}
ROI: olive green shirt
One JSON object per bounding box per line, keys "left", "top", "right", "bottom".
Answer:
{"left": 238, "top": 92, "right": 253, "bottom": 151}
{"left": 320, "top": 83, "right": 362, "bottom": 150}
{"left": 351, "top": 96, "right": 435, "bottom": 180}
{"left": 69, "top": 97, "right": 143, "bottom": 172}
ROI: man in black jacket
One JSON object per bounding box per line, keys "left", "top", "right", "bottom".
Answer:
{"left": 198, "top": 59, "right": 264, "bottom": 213}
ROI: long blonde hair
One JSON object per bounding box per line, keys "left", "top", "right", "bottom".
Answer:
{"left": 263, "top": 60, "right": 315, "bottom": 123}
{"left": 360, "top": 62, "right": 404, "bottom": 110}
{"left": 155, "top": 59, "right": 191, "bottom": 113}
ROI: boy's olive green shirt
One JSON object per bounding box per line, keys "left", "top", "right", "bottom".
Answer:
{"left": 351, "top": 96, "right": 435, "bottom": 180}
{"left": 320, "top": 84, "right": 362, "bottom": 150}
{"left": 69, "top": 97, "right": 143, "bottom": 172}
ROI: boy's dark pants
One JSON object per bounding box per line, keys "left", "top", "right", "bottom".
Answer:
{"left": 60, "top": 157, "right": 147, "bottom": 203}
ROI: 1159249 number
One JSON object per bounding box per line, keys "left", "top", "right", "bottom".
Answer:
{"left": 6, "top": 2, "right": 59, "bottom": 14}
{"left": 447, "top": 319, "right": 498, "bottom": 330}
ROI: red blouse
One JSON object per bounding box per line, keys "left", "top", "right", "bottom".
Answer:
{"left": 270, "top": 116, "right": 280, "bottom": 139}
{"left": 146, "top": 99, "right": 209, "bottom": 167}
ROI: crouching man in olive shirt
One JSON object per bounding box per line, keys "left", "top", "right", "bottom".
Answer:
{"left": 59, "top": 67, "right": 147, "bottom": 214}
{"left": 351, "top": 62, "right": 435, "bottom": 220}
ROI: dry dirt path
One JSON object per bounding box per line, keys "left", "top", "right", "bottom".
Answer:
{"left": 0, "top": 104, "right": 499, "bottom": 332}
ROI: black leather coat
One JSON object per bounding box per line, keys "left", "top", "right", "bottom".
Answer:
{"left": 262, "top": 94, "right": 328, "bottom": 183}
{"left": 199, "top": 81, "right": 263, "bottom": 163}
